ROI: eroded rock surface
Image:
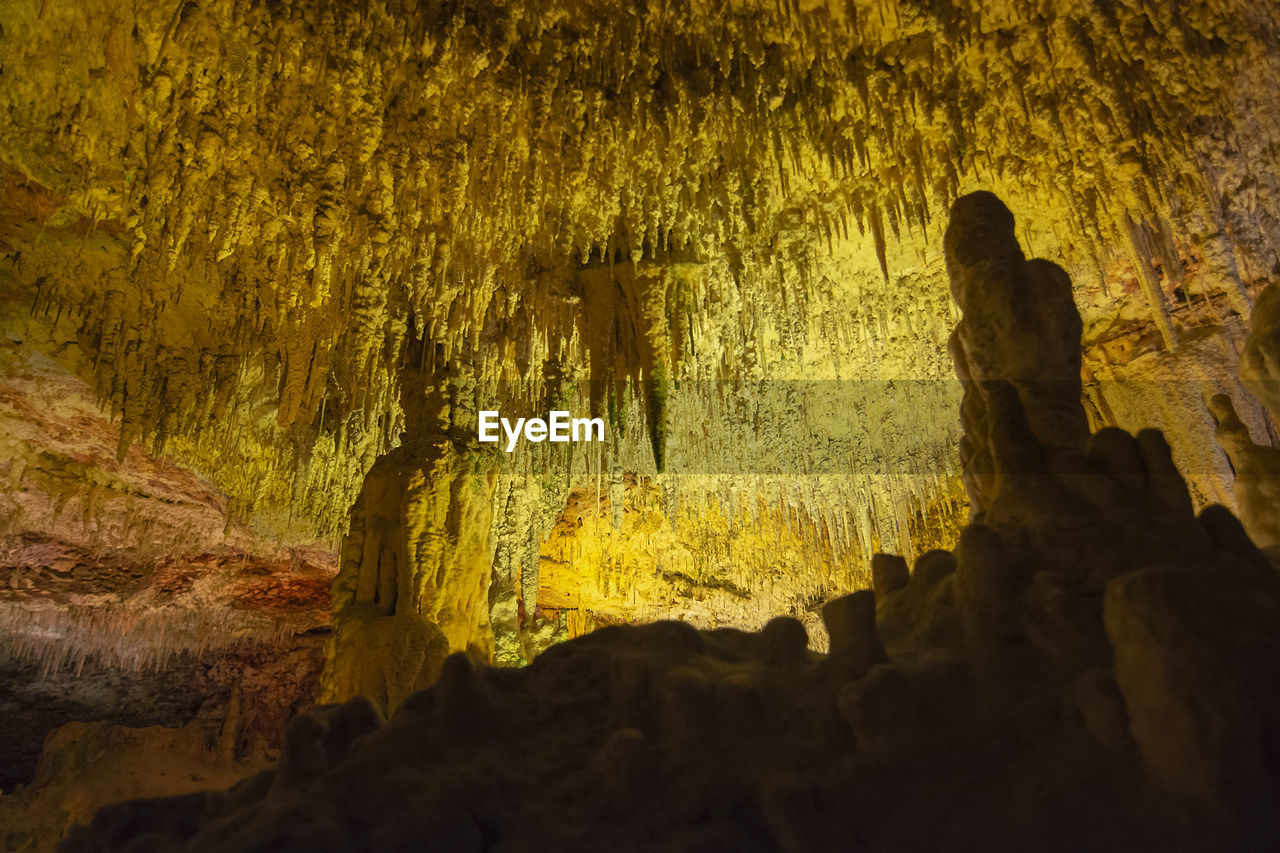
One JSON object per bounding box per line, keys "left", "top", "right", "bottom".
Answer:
{"left": 5, "top": 0, "right": 1280, "bottom": 642}
{"left": 60, "top": 193, "right": 1280, "bottom": 852}
{"left": 1208, "top": 392, "right": 1280, "bottom": 555}
{"left": 945, "top": 190, "right": 1089, "bottom": 518}
{"left": 320, "top": 354, "right": 498, "bottom": 714}
{"left": 1240, "top": 283, "right": 1280, "bottom": 419}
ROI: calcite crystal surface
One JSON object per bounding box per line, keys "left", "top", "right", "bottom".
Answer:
{"left": 5, "top": 0, "right": 1280, "bottom": 845}
{"left": 4, "top": 0, "right": 1280, "bottom": 645}
{"left": 58, "top": 193, "right": 1280, "bottom": 852}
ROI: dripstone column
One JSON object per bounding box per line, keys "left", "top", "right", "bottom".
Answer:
{"left": 944, "top": 191, "right": 1089, "bottom": 519}
{"left": 320, "top": 356, "right": 497, "bottom": 714}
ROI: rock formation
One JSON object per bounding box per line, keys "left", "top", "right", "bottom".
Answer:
{"left": 1240, "top": 283, "right": 1280, "bottom": 420}
{"left": 1209, "top": 392, "right": 1280, "bottom": 557}
{"left": 321, "top": 350, "right": 498, "bottom": 713}
{"left": 945, "top": 190, "right": 1089, "bottom": 518}
{"left": 1212, "top": 286, "right": 1280, "bottom": 559}
{"left": 59, "top": 193, "right": 1280, "bottom": 852}
{"left": 6, "top": 0, "right": 1280, "bottom": 847}
{"left": 6, "top": 0, "right": 1280, "bottom": 648}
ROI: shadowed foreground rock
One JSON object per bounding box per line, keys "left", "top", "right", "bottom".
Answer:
{"left": 61, "top": 195, "right": 1280, "bottom": 852}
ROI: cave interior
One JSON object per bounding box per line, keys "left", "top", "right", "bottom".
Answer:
{"left": 3, "top": 0, "right": 1280, "bottom": 849}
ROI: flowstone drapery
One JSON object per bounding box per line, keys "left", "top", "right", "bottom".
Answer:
{"left": 320, "top": 357, "right": 497, "bottom": 713}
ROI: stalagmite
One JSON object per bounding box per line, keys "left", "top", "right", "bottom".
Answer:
{"left": 61, "top": 192, "right": 1280, "bottom": 852}
{"left": 1208, "top": 393, "right": 1280, "bottom": 558}
{"left": 944, "top": 191, "right": 1089, "bottom": 519}
{"left": 1240, "top": 282, "right": 1280, "bottom": 419}
{"left": 8, "top": 0, "right": 1280, "bottom": 845}
{"left": 320, "top": 351, "right": 498, "bottom": 714}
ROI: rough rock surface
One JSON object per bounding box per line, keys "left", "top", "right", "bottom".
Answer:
{"left": 8, "top": 1, "right": 1280, "bottom": 846}
{"left": 1209, "top": 392, "right": 1280, "bottom": 555}
{"left": 320, "top": 354, "right": 498, "bottom": 713}
{"left": 6, "top": 0, "right": 1280, "bottom": 643}
{"left": 1240, "top": 283, "right": 1280, "bottom": 419}
{"left": 0, "top": 331, "right": 333, "bottom": 845}
{"left": 1215, "top": 285, "right": 1280, "bottom": 557}
{"left": 0, "top": 720, "right": 265, "bottom": 852}
{"left": 0, "top": 354, "right": 333, "bottom": 769}
{"left": 945, "top": 190, "right": 1089, "bottom": 517}
{"left": 60, "top": 193, "right": 1280, "bottom": 851}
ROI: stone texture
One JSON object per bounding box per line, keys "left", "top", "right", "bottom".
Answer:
{"left": 1104, "top": 560, "right": 1280, "bottom": 838}
{"left": 0, "top": 720, "right": 262, "bottom": 853}
{"left": 58, "top": 191, "right": 1280, "bottom": 853}
{"left": 1240, "top": 282, "right": 1280, "bottom": 419}
{"left": 321, "top": 357, "right": 498, "bottom": 714}
{"left": 5, "top": 0, "right": 1280, "bottom": 641}
{"left": 1209, "top": 393, "right": 1280, "bottom": 555}
{"left": 945, "top": 191, "right": 1089, "bottom": 518}
{"left": 57, "top": 626, "right": 1225, "bottom": 853}
{"left": 3, "top": 0, "right": 1280, "bottom": 844}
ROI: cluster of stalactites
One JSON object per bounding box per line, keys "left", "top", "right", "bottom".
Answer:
{"left": 4, "top": 0, "right": 1280, "bottom": 535}
{"left": 481, "top": 372, "right": 968, "bottom": 647}
{"left": 0, "top": 602, "right": 290, "bottom": 676}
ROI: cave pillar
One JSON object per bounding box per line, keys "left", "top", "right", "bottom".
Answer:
{"left": 943, "top": 191, "right": 1089, "bottom": 519}
{"left": 320, "top": 360, "right": 497, "bottom": 714}
{"left": 637, "top": 263, "right": 672, "bottom": 472}
{"left": 1240, "top": 283, "right": 1280, "bottom": 418}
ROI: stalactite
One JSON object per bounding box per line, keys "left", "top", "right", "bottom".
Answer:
{"left": 4, "top": 0, "right": 1280, "bottom": 661}
{"left": 0, "top": 602, "right": 291, "bottom": 676}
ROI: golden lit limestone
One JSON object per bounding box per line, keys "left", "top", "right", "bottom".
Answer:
{"left": 321, "top": 360, "right": 497, "bottom": 713}
{"left": 1208, "top": 393, "right": 1280, "bottom": 557}
{"left": 1240, "top": 282, "right": 1280, "bottom": 421}
{"left": 5, "top": 0, "right": 1280, "bottom": 552}
{"left": 53, "top": 189, "right": 1280, "bottom": 853}
{"left": 1203, "top": 281, "right": 1280, "bottom": 559}
{"left": 6, "top": 0, "right": 1280, "bottom": 681}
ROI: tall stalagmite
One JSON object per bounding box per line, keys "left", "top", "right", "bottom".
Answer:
{"left": 321, "top": 350, "right": 497, "bottom": 712}
{"left": 60, "top": 193, "right": 1280, "bottom": 852}
{"left": 6, "top": 0, "right": 1280, "bottom": 644}
{"left": 6, "top": 1, "right": 1280, "bottom": 845}
{"left": 944, "top": 190, "right": 1089, "bottom": 518}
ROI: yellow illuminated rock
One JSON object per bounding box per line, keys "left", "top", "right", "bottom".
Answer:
{"left": 5, "top": 0, "right": 1280, "bottom": 582}
{"left": 4, "top": 2, "right": 1280, "bottom": 842}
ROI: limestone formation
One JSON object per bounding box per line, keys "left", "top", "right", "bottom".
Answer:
{"left": 1240, "top": 283, "right": 1280, "bottom": 419}
{"left": 59, "top": 193, "right": 1280, "bottom": 852}
{"left": 1208, "top": 393, "right": 1280, "bottom": 556}
{"left": 945, "top": 191, "right": 1089, "bottom": 518}
{"left": 6, "top": 0, "right": 1280, "bottom": 635}
{"left": 1210, "top": 284, "right": 1280, "bottom": 560}
{"left": 321, "top": 353, "right": 498, "bottom": 713}
{"left": 6, "top": 0, "right": 1280, "bottom": 846}
{"left": 57, "top": 613, "right": 1233, "bottom": 852}
{"left": 1105, "top": 560, "right": 1280, "bottom": 831}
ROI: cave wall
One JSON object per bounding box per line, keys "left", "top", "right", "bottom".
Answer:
{"left": 54, "top": 191, "right": 1280, "bottom": 853}
{"left": 5, "top": 0, "right": 1280, "bottom": 545}
{"left": 4, "top": 0, "right": 1280, "bottom": 812}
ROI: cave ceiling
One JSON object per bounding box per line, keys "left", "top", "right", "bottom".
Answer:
{"left": 3, "top": 0, "right": 1280, "bottom": 643}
